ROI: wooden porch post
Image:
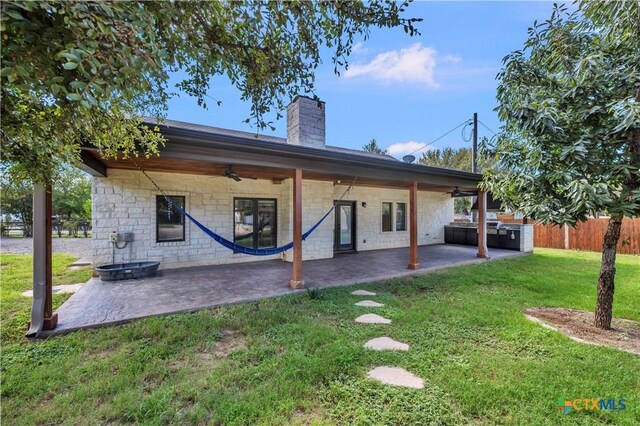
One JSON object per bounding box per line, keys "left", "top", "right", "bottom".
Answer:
{"left": 290, "top": 169, "right": 305, "bottom": 289}
{"left": 477, "top": 189, "right": 489, "bottom": 258}
{"left": 27, "top": 183, "right": 57, "bottom": 336}
{"left": 408, "top": 181, "right": 420, "bottom": 269}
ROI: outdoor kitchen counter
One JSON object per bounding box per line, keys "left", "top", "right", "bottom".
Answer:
{"left": 444, "top": 222, "right": 533, "bottom": 252}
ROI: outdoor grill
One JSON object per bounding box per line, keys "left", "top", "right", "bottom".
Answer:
{"left": 444, "top": 221, "right": 522, "bottom": 251}
{"left": 486, "top": 221, "right": 502, "bottom": 235}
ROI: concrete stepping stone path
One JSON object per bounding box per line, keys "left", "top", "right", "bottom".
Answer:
{"left": 350, "top": 289, "right": 424, "bottom": 389}
{"left": 351, "top": 290, "right": 376, "bottom": 296}
{"left": 364, "top": 336, "right": 409, "bottom": 351}
{"left": 355, "top": 300, "right": 384, "bottom": 307}
{"left": 355, "top": 314, "right": 391, "bottom": 324}
{"left": 367, "top": 366, "right": 424, "bottom": 389}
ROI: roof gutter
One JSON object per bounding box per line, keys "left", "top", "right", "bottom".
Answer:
{"left": 152, "top": 122, "right": 483, "bottom": 183}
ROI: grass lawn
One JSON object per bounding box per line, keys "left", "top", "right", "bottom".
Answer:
{"left": 1, "top": 249, "right": 639, "bottom": 425}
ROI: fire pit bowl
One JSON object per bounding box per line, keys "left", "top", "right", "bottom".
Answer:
{"left": 96, "top": 262, "right": 160, "bottom": 281}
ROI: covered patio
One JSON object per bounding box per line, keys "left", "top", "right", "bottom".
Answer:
{"left": 43, "top": 244, "right": 525, "bottom": 335}
{"left": 28, "top": 113, "right": 494, "bottom": 337}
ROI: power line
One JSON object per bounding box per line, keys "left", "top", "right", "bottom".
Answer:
{"left": 407, "top": 119, "right": 473, "bottom": 156}
{"left": 477, "top": 119, "right": 498, "bottom": 136}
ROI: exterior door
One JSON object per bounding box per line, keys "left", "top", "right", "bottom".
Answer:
{"left": 334, "top": 201, "right": 356, "bottom": 252}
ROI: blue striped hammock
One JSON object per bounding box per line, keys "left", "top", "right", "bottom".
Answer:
{"left": 135, "top": 157, "right": 353, "bottom": 257}
{"left": 173, "top": 203, "right": 334, "bottom": 256}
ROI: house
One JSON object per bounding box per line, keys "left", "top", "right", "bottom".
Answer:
{"left": 77, "top": 96, "right": 528, "bottom": 289}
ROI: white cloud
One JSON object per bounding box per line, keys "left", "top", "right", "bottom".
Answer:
{"left": 344, "top": 43, "right": 453, "bottom": 88}
{"left": 441, "top": 54, "right": 462, "bottom": 64}
{"left": 351, "top": 42, "right": 368, "bottom": 55}
{"left": 386, "top": 141, "right": 432, "bottom": 157}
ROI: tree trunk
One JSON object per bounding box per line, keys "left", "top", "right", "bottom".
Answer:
{"left": 594, "top": 215, "right": 623, "bottom": 330}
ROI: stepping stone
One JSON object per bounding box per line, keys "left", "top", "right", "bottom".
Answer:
{"left": 21, "top": 283, "right": 83, "bottom": 297}
{"left": 72, "top": 257, "right": 92, "bottom": 266}
{"left": 364, "top": 337, "right": 409, "bottom": 351}
{"left": 367, "top": 366, "right": 424, "bottom": 389}
{"left": 355, "top": 300, "right": 384, "bottom": 307}
{"left": 351, "top": 290, "right": 376, "bottom": 296}
{"left": 355, "top": 314, "right": 391, "bottom": 324}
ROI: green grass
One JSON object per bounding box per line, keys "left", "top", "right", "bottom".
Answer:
{"left": 1, "top": 249, "right": 638, "bottom": 425}
{"left": 0, "top": 254, "right": 92, "bottom": 345}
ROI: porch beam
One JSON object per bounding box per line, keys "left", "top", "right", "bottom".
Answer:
{"left": 408, "top": 181, "right": 420, "bottom": 270}
{"left": 27, "top": 184, "right": 57, "bottom": 337}
{"left": 290, "top": 169, "right": 304, "bottom": 289}
{"left": 77, "top": 150, "right": 107, "bottom": 177}
{"left": 477, "top": 189, "right": 489, "bottom": 258}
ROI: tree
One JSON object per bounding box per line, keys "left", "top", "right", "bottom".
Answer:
{"left": 362, "top": 138, "right": 388, "bottom": 155}
{"left": 1, "top": 1, "right": 420, "bottom": 184}
{"left": 481, "top": 2, "right": 640, "bottom": 329}
{"left": 419, "top": 147, "right": 473, "bottom": 214}
{"left": 419, "top": 147, "right": 472, "bottom": 171}
{"left": 52, "top": 166, "right": 92, "bottom": 237}
{"left": 0, "top": 175, "right": 33, "bottom": 237}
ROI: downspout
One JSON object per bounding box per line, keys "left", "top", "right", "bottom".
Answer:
{"left": 26, "top": 184, "right": 47, "bottom": 336}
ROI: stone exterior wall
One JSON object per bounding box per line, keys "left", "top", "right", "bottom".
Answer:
{"left": 332, "top": 185, "right": 454, "bottom": 251}
{"left": 92, "top": 170, "right": 453, "bottom": 269}
{"left": 93, "top": 170, "right": 291, "bottom": 268}
{"left": 520, "top": 224, "right": 534, "bottom": 252}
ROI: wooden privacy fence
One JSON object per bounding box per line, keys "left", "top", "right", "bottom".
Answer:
{"left": 534, "top": 218, "right": 640, "bottom": 255}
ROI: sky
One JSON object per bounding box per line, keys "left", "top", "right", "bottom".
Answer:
{"left": 165, "top": 1, "right": 563, "bottom": 159}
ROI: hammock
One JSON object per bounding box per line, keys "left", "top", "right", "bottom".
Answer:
{"left": 173, "top": 203, "right": 334, "bottom": 256}
{"left": 133, "top": 158, "right": 354, "bottom": 256}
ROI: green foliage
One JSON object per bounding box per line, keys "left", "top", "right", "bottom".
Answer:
{"left": 1, "top": 1, "right": 420, "bottom": 184}
{"left": 52, "top": 166, "right": 92, "bottom": 237}
{"left": 1, "top": 165, "right": 92, "bottom": 237}
{"left": 1, "top": 250, "right": 638, "bottom": 423}
{"left": 0, "top": 173, "right": 33, "bottom": 236}
{"left": 419, "top": 147, "right": 473, "bottom": 172}
{"left": 419, "top": 147, "right": 475, "bottom": 214}
{"left": 482, "top": 1, "right": 640, "bottom": 225}
{"left": 305, "top": 287, "right": 324, "bottom": 300}
{"left": 362, "top": 138, "right": 388, "bottom": 155}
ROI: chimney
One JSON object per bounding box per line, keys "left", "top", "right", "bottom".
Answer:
{"left": 287, "top": 96, "right": 325, "bottom": 149}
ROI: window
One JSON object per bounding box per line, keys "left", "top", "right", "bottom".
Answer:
{"left": 234, "top": 198, "right": 277, "bottom": 249}
{"left": 396, "top": 202, "right": 407, "bottom": 231}
{"left": 382, "top": 202, "right": 392, "bottom": 232}
{"left": 156, "top": 195, "right": 185, "bottom": 242}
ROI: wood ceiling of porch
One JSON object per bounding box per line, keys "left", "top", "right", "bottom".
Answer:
{"left": 88, "top": 152, "right": 473, "bottom": 193}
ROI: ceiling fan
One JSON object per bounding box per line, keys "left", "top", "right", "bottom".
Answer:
{"left": 446, "top": 186, "right": 476, "bottom": 197}
{"left": 224, "top": 165, "right": 257, "bottom": 182}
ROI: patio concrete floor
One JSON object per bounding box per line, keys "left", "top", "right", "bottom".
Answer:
{"left": 42, "top": 244, "right": 526, "bottom": 336}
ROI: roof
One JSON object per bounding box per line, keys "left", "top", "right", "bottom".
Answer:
{"left": 79, "top": 117, "right": 483, "bottom": 192}
{"left": 147, "top": 118, "right": 399, "bottom": 162}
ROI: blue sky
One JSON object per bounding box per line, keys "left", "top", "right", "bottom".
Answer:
{"left": 166, "top": 1, "right": 561, "bottom": 158}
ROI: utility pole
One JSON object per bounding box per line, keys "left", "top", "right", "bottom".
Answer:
{"left": 472, "top": 113, "right": 478, "bottom": 223}
{"left": 472, "top": 112, "right": 478, "bottom": 173}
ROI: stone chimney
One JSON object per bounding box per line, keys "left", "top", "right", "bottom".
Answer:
{"left": 287, "top": 96, "right": 325, "bottom": 149}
